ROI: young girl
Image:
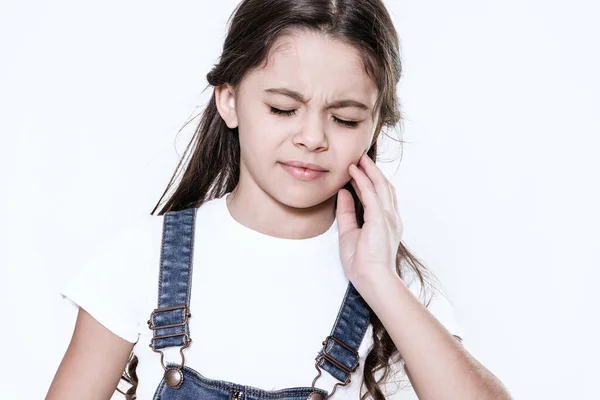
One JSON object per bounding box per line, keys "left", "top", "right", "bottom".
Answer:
{"left": 48, "top": 0, "right": 510, "bottom": 399}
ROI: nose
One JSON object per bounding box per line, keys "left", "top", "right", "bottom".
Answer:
{"left": 292, "top": 114, "right": 328, "bottom": 152}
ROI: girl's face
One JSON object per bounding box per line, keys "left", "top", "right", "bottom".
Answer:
{"left": 217, "top": 29, "right": 379, "bottom": 209}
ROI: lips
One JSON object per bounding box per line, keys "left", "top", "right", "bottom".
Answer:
{"left": 280, "top": 160, "right": 327, "bottom": 172}
{"left": 279, "top": 161, "right": 328, "bottom": 181}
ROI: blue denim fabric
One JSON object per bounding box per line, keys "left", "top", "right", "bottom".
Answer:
{"left": 148, "top": 207, "right": 371, "bottom": 400}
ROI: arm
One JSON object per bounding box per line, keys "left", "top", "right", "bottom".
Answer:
{"left": 338, "top": 155, "right": 511, "bottom": 399}
{"left": 46, "top": 307, "right": 135, "bottom": 400}
{"left": 354, "top": 274, "right": 512, "bottom": 400}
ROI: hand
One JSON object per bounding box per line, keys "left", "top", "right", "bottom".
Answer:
{"left": 336, "top": 153, "right": 404, "bottom": 286}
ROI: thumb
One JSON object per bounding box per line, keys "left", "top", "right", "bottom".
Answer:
{"left": 336, "top": 188, "right": 358, "bottom": 236}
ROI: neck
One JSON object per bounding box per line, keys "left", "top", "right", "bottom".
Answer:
{"left": 225, "top": 184, "right": 336, "bottom": 240}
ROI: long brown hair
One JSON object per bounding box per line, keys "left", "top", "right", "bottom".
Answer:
{"left": 119, "top": 0, "right": 443, "bottom": 398}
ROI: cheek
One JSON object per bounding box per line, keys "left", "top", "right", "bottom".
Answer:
{"left": 237, "top": 117, "right": 282, "bottom": 162}
{"left": 331, "top": 136, "right": 370, "bottom": 166}
{"left": 241, "top": 105, "right": 293, "bottom": 144}
{"left": 323, "top": 147, "right": 363, "bottom": 189}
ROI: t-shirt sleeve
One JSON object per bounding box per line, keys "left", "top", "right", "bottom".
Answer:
{"left": 60, "top": 214, "right": 161, "bottom": 344}
{"left": 402, "top": 266, "right": 466, "bottom": 343}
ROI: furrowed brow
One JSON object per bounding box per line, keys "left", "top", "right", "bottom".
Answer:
{"left": 264, "top": 87, "right": 370, "bottom": 111}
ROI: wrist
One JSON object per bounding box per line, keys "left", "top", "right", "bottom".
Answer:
{"left": 351, "top": 270, "right": 406, "bottom": 300}
{"left": 351, "top": 271, "right": 417, "bottom": 322}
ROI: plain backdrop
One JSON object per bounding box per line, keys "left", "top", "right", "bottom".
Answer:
{"left": 1, "top": 0, "right": 598, "bottom": 398}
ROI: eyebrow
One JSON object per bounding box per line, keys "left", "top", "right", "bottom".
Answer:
{"left": 264, "top": 87, "right": 370, "bottom": 111}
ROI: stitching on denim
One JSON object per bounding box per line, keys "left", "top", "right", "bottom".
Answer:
{"left": 158, "top": 212, "right": 169, "bottom": 305}
{"left": 176, "top": 364, "right": 233, "bottom": 391}
{"left": 317, "top": 283, "right": 352, "bottom": 370}
{"left": 356, "top": 305, "right": 372, "bottom": 355}
{"left": 152, "top": 212, "right": 169, "bottom": 339}
{"left": 245, "top": 384, "right": 328, "bottom": 398}
{"left": 179, "top": 364, "right": 328, "bottom": 398}
{"left": 185, "top": 207, "right": 197, "bottom": 338}
{"left": 153, "top": 209, "right": 194, "bottom": 348}
{"left": 317, "top": 283, "right": 371, "bottom": 380}
{"left": 152, "top": 379, "right": 165, "bottom": 400}
{"left": 345, "top": 287, "right": 372, "bottom": 371}
{"left": 330, "top": 283, "right": 352, "bottom": 338}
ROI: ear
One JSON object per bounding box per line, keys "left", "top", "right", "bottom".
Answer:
{"left": 215, "top": 84, "right": 238, "bottom": 129}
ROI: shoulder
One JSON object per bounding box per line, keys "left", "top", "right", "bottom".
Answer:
{"left": 79, "top": 212, "right": 164, "bottom": 285}
{"left": 61, "top": 212, "right": 164, "bottom": 343}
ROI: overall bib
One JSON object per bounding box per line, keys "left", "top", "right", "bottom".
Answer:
{"left": 147, "top": 207, "right": 372, "bottom": 399}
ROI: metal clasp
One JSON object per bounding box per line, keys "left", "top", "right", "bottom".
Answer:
{"left": 147, "top": 304, "right": 191, "bottom": 331}
{"left": 147, "top": 304, "right": 192, "bottom": 389}
{"left": 310, "top": 335, "right": 359, "bottom": 399}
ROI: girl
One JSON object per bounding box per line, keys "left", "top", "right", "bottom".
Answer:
{"left": 48, "top": 0, "right": 511, "bottom": 399}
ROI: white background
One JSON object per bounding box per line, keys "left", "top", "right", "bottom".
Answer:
{"left": 1, "top": 0, "right": 598, "bottom": 398}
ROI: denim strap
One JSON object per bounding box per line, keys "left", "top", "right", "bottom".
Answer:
{"left": 315, "top": 282, "right": 372, "bottom": 383}
{"left": 148, "top": 207, "right": 197, "bottom": 350}
{"left": 147, "top": 204, "right": 371, "bottom": 385}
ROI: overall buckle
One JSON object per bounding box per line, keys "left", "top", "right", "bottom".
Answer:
{"left": 309, "top": 335, "right": 359, "bottom": 399}
{"left": 147, "top": 304, "right": 192, "bottom": 389}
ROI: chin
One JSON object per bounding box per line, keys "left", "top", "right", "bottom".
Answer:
{"left": 269, "top": 185, "right": 335, "bottom": 210}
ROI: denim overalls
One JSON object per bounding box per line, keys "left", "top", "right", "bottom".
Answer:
{"left": 147, "top": 207, "right": 372, "bottom": 399}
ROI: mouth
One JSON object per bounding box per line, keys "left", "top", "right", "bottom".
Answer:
{"left": 278, "top": 161, "right": 328, "bottom": 181}
{"left": 279, "top": 160, "right": 328, "bottom": 172}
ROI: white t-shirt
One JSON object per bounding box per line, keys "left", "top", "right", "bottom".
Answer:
{"left": 61, "top": 193, "right": 465, "bottom": 399}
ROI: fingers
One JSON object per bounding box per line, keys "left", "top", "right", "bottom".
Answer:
{"left": 348, "top": 163, "right": 385, "bottom": 222}
{"left": 336, "top": 188, "right": 358, "bottom": 235}
{"left": 350, "top": 154, "right": 397, "bottom": 220}
{"left": 350, "top": 178, "right": 362, "bottom": 202}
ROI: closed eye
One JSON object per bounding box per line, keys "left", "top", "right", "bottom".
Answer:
{"left": 333, "top": 117, "right": 359, "bottom": 128}
{"left": 270, "top": 107, "right": 296, "bottom": 117}
{"left": 269, "top": 107, "right": 359, "bottom": 128}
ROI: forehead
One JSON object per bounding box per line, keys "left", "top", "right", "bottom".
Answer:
{"left": 243, "top": 29, "right": 378, "bottom": 108}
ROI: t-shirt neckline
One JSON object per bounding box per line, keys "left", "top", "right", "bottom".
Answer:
{"left": 217, "top": 192, "right": 338, "bottom": 252}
